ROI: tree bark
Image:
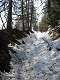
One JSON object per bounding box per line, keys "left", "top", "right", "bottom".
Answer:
{"left": 30, "top": 0, "right": 33, "bottom": 31}
{"left": 21, "top": 0, "right": 25, "bottom": 31}
{"left": 7, "top": 0, "right": 12, "bottom": 31}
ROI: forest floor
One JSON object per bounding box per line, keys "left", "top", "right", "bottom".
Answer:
{"left": 1, "top": 31, "right": 60, "bottom": 80}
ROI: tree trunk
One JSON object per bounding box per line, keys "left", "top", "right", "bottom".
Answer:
{"left": 27, "top": 0, "right": 29, "bottom": 30}
{"left": 30, "top": 0, "right": 33, "bottom": 31}
{"left": 21, "top": 0, "right": 25, "bottom": 31}
{"left": 7, "top": 0, "right": 12, "bottom": 31}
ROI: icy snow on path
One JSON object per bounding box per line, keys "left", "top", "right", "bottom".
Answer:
{"left": 2, "top": 31, "right": 60, "bottom": 80}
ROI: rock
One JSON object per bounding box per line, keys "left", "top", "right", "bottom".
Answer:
{"left": 49, "top": 47, "right": 52, "bottom": 51}
{"left": 22, "top": 40, "right": 25, "bottom": 44}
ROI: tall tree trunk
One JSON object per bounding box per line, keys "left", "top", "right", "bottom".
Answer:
{"left": 26, "top": 0, "right": 29, "bottom": 30}
{"left": 21, "top": 0, "right": 25, "bottom": 31}
{"left": 7, "top": 0, "right": 12, "bottom": 31}
{"left": 30, "top": 0, "right": 33, "bottom": 31}
{"left": 27, "top": 0, "right": 29, "bottom": 30}
{"left": 48, "top": 0, "right": 51, "bottom": 15}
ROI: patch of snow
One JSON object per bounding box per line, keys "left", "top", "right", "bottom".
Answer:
{"left": 53, "top": 38, "right": 60, "bottom": 50}
{"left": 34, "top": 31, "right": 50, "bottom": 40}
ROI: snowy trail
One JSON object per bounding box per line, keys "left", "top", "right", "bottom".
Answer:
{"left": 2, "top": 32, "right": 60, "bottom": 80}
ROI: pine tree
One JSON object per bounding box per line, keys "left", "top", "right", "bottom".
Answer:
{"left": 46, "top": 0, "right": 60, "bottom": 28}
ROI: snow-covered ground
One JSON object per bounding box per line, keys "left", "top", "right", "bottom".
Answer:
{"left": 34, "top": 31, "right": 50, "bottom": 39}
{"left": 1, "top": 31, "right": 60, "bottom": 80}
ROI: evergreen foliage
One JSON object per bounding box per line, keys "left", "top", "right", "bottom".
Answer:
{"left": 46, "top": 0, "right": 60, "bottom": 28}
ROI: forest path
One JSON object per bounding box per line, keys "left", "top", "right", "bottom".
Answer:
{"left": 1, "top": 31, "right": 60, "bottom": 80}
